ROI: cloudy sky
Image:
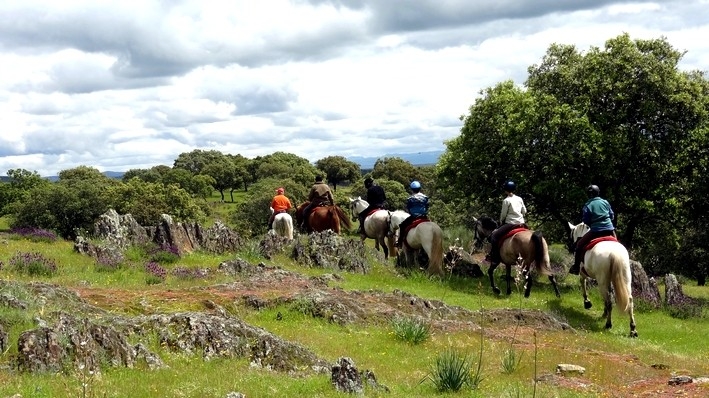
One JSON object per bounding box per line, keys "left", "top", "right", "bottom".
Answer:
{"left": 1, "top": 0, "right": 707, "bottom": 176}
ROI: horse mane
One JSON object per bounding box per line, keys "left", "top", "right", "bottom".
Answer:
{"left": 477, "top": 215, "right": 498, "bottom": 231}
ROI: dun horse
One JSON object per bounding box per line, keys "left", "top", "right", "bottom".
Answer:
{"left": 295, "top": 202, "right": 352, "bottom": 234}
{"left": 389, "top": 210, "right": 444, "bottom": 277}
{"left": 567, "top": 221, "right": 637, "bottom": 337}
{"left": 473, "top": 217, "right": 560, "bottom": 298}
{"left": 349, "top": 197, "right": 396, "bottom": 259}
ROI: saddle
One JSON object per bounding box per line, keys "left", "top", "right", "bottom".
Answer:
{"left": 583, "top": 236, "right": 618, "bottom": 251}
{"left": 274, "top": 209, "right": 287, "bottom": 214}
{"left": 497, "top": 227, "right": 528, "bottom": 248}
{"left": 401, "top": 217, "right": 430, "bottom": 249}
{"left": 364, "top": 207, "right": 384, "bottom": 218}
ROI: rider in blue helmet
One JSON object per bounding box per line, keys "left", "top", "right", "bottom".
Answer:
{"left": 396, "top": 180, "right": 429, "bottom": 247}
{"left": 487, "top": 180, "right": 528, "bottom": 265}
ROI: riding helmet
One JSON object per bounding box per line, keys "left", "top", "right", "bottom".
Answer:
{"left": 503, "top": 180, "right": 516, "bottom": 192}
{"left": 364, "top": 177, "right": 373, "bottom": 187}
{"left": 410, "top": 181, "right": 421, "bottom": 189}
{"left": 587, "top": 184, "right": 600, "bottom": 197}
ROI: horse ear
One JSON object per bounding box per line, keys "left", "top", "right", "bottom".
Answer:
{"left": 566, "top": 222, "right": 574, "bottom": 231}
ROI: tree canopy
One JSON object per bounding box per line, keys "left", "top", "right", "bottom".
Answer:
{"left": 438, "top": 34, "right": 709, "bottom": 272}
{"left": 315, "top": 156, "right": 361, "bottom": 191}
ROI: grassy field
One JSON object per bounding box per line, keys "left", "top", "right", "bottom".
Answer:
{"left": 1, "top": 195, "right": 708, "bottom": 397}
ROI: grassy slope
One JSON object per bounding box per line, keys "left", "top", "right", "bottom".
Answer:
{"left": 1, "top": 195, "right": 708, "bottom": 398}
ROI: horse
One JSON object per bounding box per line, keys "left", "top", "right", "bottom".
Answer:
{"left": 269, "top": 207, "right": 294, "bottom": 240}
{"left": 348, "top": 197, "right": 396, "bottom": 259}
{"left": 389, "top": 211, "right": 444, "bottom": 277}
{"left": 473, "top": 218, "right": 560, "bottom": 298}
{"left": 567, "top": 222, "right": 637, "bottom": 337}
{"left": 295, "top": 202, "right": 352, "bottom": 234}
{"left": 471, "top": 215, "right": 498, "bottom": 252}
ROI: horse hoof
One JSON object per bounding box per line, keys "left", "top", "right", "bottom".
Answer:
{"left": 584, "top": 301, "right": 592, "bottom": 310}
{"left": 493, "top": 287, "right": 501, "bottom": 295}
{"left": 629, "top": 331, "right": 638, "bottom": 338}
{"left": 605, "top": 322, "right": 612, "bottom": 329}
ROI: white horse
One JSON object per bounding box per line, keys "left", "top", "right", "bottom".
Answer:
{"left": 389, "top": 211, "right": 444, "bottom": 277}
{"left": 348, "top": 197, "right": 396, "bottom": 259}
{"left": 568, "top": 222, "right": 637, "bottom": 337}
{"left": 270, "top": 207, "right": 294, "bottom": 240}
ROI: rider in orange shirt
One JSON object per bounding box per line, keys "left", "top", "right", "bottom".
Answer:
{"left": 268, "top": 187, "right": 293, "bottom": 230}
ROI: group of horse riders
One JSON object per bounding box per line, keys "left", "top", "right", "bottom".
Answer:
{"left": 484, "top": 180, "right": 616, "bottom": 276}
{"left": 268, "top": 174, "right": 616, "bottom": 273}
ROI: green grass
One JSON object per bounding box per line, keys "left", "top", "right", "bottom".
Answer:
{"left": 2, "top": 210, "right": 709, "bottom": 397}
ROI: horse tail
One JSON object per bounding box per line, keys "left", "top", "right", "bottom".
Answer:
{"left": 333, "top": 206, "right": 352, "bottom": 231}
{"left": 428, "top": 224, "right": 445, "bottom": 276}
{"left": 610, "top": 252, "right": 632, "bottom": 314}
{"left": 531, "top": 231, "right": 551, "bottom": 276}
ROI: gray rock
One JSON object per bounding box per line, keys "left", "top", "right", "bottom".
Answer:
{"left": 629, "top": 260, "right": 661, "bottom": 308}
{"left": 331, "top": 357, "right": 363, "bottom": 394}
{"left": 668, "top": 375, "right": 693, "bottom": 385}
{"left": 556, "top": 364, "right": 585, "bottom": 376}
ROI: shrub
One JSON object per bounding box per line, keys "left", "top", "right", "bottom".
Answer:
{"left": 8, "top": 251, "right": 58, "bottom": 276}
{"left": 144, "top": 261, "right": 167, "bottom": 284}
{"left": 149, "top": 243, "right": 180, "bottom": 264}
{"left": 10, "top": 227, "right": 58, "bottom": 243}
{"left": 391, "top": 317, "right": 430, "bottom": 345}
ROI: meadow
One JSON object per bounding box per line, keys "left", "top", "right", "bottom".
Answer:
{"left": 0, "top": 190, "right": 707, "bottom": 398}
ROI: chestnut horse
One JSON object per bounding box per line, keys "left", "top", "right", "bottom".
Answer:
{"left": 473, "top": 218, "right": 560, "bottom": 298}
{"left": 295, "top": 202, "right": 352, "bottom": 234}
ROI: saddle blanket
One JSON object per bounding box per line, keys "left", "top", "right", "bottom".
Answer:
{"left": 498, "top": 227, "right": 528, "bottom": 248}
{"left": 584, "top": 236, "right": 618, "bottom": 251}
{"left": 365, "top": 208, "right": 384, "bottom": 218}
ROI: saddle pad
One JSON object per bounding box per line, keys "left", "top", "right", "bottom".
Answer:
{"left": 405, "top": 217, "right": 429, "bottom": 233}
{"left": 584, "top": 236, "right": 618, "bottom": 251}
{"left": 498, "top": 227, "right": 528, "bottom": 248}
{"left": 365, "top": 208, "right": 383, "bottom": 218}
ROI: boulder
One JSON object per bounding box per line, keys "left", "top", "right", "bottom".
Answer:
{"left": 291, "top": 231, "right": 369, "bottom": 273}
{"left": 331, "top": 357, "right": 363, "bottom": 394}
{"left": 629, "top": 260, "right": 661, "bottom": 309}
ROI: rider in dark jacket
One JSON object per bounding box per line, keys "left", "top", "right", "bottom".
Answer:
{"left": 357, "top": 177, "right": 387, "bottom": 236}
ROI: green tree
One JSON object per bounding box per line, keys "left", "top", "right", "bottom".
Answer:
{"left": 173, "top": 149, "right": 225, "bottom": 174}
{"left": 439, "top": 34, "right": 709, "bottom": 254}
{"left": 0, "top": 169, "right": 50, "bottom": 216}
{"left": 315, "top": 156, "right": 361, "bottom": 191}
{"left": 254, "top": 152, "right": 319, "bottom": 186}
{"left": 371, "top": 157, "right": 422, "bottom": 188}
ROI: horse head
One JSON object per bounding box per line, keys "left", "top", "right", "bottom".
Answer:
{"left": 472, "top": 215, "right": 497, "bottom": 251}
{"left": 348, "top": 197, "right": 369, "bottom": 220}
{"left": 566, "top": 221, "right": 589, "bottom": 253}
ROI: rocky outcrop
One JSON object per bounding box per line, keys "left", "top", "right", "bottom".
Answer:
{"left": 291, "top": 230, "right": 369, "bottom": 273}
{"left": 630, "top": 260, "right": 661, "bottom": 309}
{"left": 75, "top": 210, "right": 245, "bottom": 258}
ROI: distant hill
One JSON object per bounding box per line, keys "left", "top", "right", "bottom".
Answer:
{"left": 44, "top": 171, "right": 125, "bottom": 182}
{"left": 348, "top": 150, "right": 443, "bottom": 169}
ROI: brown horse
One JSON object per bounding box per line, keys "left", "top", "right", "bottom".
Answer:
{"left": 473, "top": 218, "right": 560, "bottom": 298}
{"left": 296, "top": 202, "right": 352, "bottom": 234}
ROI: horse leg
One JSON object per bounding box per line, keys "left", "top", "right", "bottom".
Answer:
{"left": 488, "top": 263, "right": 501, "bottom": 295}
{"left": 380, "top": 237, "right": 389, "bottom": 260}
{"left": 628, "top": 298, "right": 638, "bottom": 338}
{"left": 600, "top": 284, "right": 613, "bottom": 329}
{"left": 506, "top": 263, "right": 513, "bottom": 295}
{"left": 523, "top": 264, "right": 533, "bottom": 298}
{"left": 581, "top": 277, "right": 592, "bottom": 310}
{"left": 548, "top": 275, "right": 561, "bottom": 298}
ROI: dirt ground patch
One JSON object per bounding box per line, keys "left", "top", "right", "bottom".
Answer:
{"left": 68, "top": 265, "right": 708, "bottom": 397}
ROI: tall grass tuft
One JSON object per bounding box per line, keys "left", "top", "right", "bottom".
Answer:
{"left": 501, "top": 256, "right": 525, "bottom": 374}
{"left": 8, "top": 251, "right": 58, "bottom": 276}
{"left": 391, "top": 317, "right": 430, "bottom": 345}
{"left": 425, "top": 348, "right": 482, "bottom": 392}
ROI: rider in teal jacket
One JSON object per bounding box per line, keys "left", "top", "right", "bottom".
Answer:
{"left": 570, "top": 184, "right": 616, "bottom": 274}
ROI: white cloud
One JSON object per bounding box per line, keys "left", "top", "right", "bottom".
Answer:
{"left": 0, "top": 0, "right": 706, "bottom": 176}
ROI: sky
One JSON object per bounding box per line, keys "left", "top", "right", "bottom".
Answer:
{"left": 1, "top": 0, "right": 708, "bottom": 177}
